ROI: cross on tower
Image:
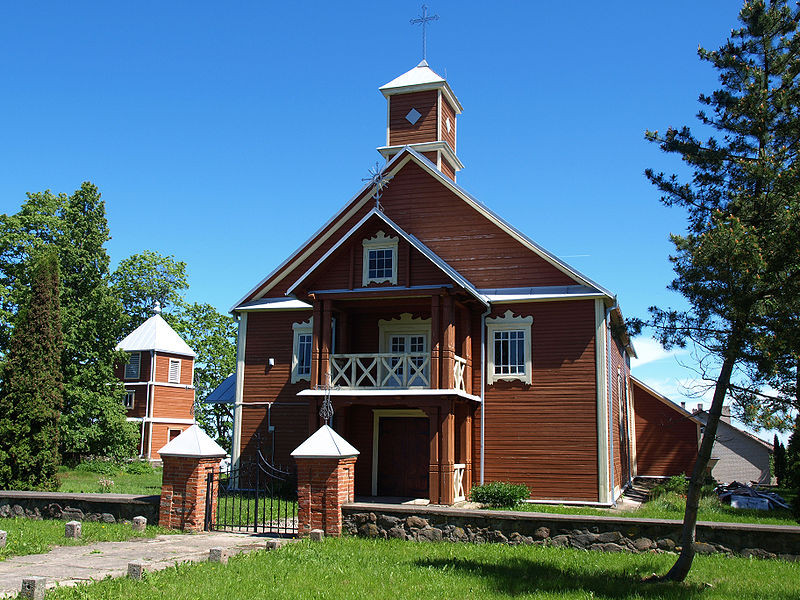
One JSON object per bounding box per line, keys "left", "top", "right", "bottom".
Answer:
{"left": 410, "top": 4, "right": 439, "bottom": 61}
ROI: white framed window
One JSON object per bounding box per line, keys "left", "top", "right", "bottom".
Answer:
{"left": 486, "top": 310, "right": 533, "bottom": 385}
{"left": 168, "top": 358, "right": 181, "bottom": 383}
{"left": 362, "top": 230, "right": 398, "bottom": 286}
{"left": 378, "top": 313, "right": 431, "bottom": 388}
{"left": 292, "top": 318, "right": 313, "bottom": 383}
{"left": 123, "top": 390, "right": 135, "bottom": 410}
{"left": 124, "top": 351, "right": 141, "bottom": 380}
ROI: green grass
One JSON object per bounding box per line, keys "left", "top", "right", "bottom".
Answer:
{"left": 44, "top": 536, "right": 800, "bottom": 599}
{"left": 0, "top": 517, "right": 167, "bottom": 561}
{"left": 500, "top": 492, "right": 799, "bottom": 526}
{"left": 56, "top": 465, "right": 162, "bottom": 495}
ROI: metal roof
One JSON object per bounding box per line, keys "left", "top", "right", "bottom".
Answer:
{"left": 116, "top": 313, "right": 196, "bottom": 357}
{"left": 203, "top": 374, "right": 235, "bottom": 405}
{"left": 157, "top": 424, "right": 226, "bottom": 458}
{"left": 379, "top": 60, "right": 463, "bottom": 113}
{"left": 290, "top": 424, "right": 359, "bottom": 459}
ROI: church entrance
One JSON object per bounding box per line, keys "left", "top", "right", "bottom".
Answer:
{"left": 374, "top": 412, "right": 429, "bottom": 498}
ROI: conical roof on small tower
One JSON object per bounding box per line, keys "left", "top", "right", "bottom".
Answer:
{"left": 379, "top": 59, "right": 462, "bottom": 113}
{"left": 116, "top": 310, "right": 196, "bottom": 357}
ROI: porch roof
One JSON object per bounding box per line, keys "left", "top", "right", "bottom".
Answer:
{"left": 297, "top": 388, "right": 481, "bottom": 403}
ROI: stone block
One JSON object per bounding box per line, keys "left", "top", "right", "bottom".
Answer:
{"left": 741, "top": 547, "right": 777, "bottom": 560}
{"left": 597, "top": 531, "right": 622, "bottom": 543}
{"left": 101, "top": 513, "right": 116, "bottom": 524}
{"left": 571, "top": 533, "right": 598, "bottom": 549}
{"left": 132, "top": 516, "right": 147, "bottom": 532}
{"left": 406, "top": 516, "right": 428, "bottom": 529}
{"left": 20, "top": 576, "right": 46, "bottom": 600}
{"left": 65, "top": 520, "right": 81, "bottom": 539}
{"left": 387, "top": 526, "right": 407, "bottom": 539}
{"left": 417, "top": 527, "right": 443, "bottom": 542}
{"left": 62, "top": 508, "right": 84, "bottom": 521}
{"left": 633, "top": 537, "right": 654, "bottom": 552}
{"left": 377, "top": 515, "right": 400, "bottom": 530}
{"left": 533, "top": 527, "right": 550, "bottom": 540}
{"left": 310, "top": 529, "right": 324, "bottom": 542}
{"left": 128, "top": 561, "right": 148, "bottom": 580}
{"left": 0, "top": 530, "right": 6, "bottom": 548}
{"left": 209, "top": 547, "right": 228, "bottom": 564}
{"left": 693, "top": 542, "right": 716, "bottom": 555}
{"left": 657, "top": 538, "right": 676, "bottom": 551}
{"left": 0, "top": 503, "right": 9, "bottom": 518}
{"left": 550, "top": 535, "right": 570, "bottom": 548}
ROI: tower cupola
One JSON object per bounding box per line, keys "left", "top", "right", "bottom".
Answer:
{"left": 378, "top": 60, "right": 463, "bottom": 181}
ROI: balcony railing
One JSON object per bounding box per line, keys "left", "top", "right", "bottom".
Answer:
{"left": 330, "top": 353, "right": 431, "bottom": 389}
{"left": 453, "top": 356, "right": 467, "bottom": 393}
{"left": 453, "top": 463, "right": 466, "bottom": 502}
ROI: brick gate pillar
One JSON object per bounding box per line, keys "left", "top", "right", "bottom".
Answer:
{"left": 292, "top": 425, "right": 359, "bottom": 537}
{"left": 158, "top": 425, "right": 227, "bottom": 532}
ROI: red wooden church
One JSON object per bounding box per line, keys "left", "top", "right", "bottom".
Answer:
{"left": 230, "top": 61, "right": 637, "bottom": 505}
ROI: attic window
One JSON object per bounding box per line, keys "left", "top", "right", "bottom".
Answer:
{"left": 406, "top": 108, "right": 421, "bottom": 125}
{"left": 168, "top": 358, "right": 181, "bottom": 383}
{"left": 124, "top": 352, "right": 141, "bottom": 380}
{"left": 362, "top": 231, "right": 399, "bottom": 286}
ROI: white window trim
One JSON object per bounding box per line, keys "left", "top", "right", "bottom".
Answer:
{"left": 292, "top": 317, "right": 313, "bottom": 383}
{"left": 124, "top": 351, "right": 141, "bottom": 380}
{"left": 486, "top": 309, "right": 533, "bottom": 385}
{"left": 377, "top": 312, "right": 431, "bottom": 352}
{"left": 362, "top": 230, "right": 399, "bottom": 286}
{"left": 124, "top": 390, "right": 135, "bottom": 410}
{"left": 168, "top": 358, "right": 181, "bottom": 384}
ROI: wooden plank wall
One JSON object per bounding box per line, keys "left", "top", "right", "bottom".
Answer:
{"left": 389, "top": 91, "right": 438, "bottom": 146}
{"left": 632, "top": 380, "right": 698, "bottom": 477}
{"left": 440, "top": 97, "right": 456, "bottom": 150}
{"left": 473, "top": 300, "right": 599, "bottom": 501}
{"left": 154, "top": 353, "right": 193, "bottom": 386}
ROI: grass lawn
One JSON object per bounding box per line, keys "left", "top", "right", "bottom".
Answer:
{"left": 508, "top": 492, "right": 799, "bottom": 526}
{"left": 56, "top": 465, "right": 162, "bottom": 495}
{"left": 0, "top": 517, "right": 167, "bottom": 561}
{"left": 45, "top": 536, "right": 800, "bottom": 600}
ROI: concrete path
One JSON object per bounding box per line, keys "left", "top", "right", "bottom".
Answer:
{"left": 0, "top": 532, "right": 284, "bottom": 598}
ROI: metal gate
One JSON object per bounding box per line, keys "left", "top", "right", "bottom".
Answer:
{"left": 205, "top": 446, "right": 297, "bottom": 537}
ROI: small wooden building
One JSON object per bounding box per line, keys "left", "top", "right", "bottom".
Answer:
{"left": 230, "top": 61, "right": 637, "bottom": 504}
{"left": 116, "top": 308, "right": 196, "bottom": 460}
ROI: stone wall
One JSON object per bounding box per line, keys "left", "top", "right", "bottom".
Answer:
{"left": 343, "top": 503, "right": 800, "bottom": 560}
{"left": 0, "top": 491, "right": 159, "bottom": 524}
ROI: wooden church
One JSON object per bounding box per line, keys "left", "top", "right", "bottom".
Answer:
{"left": 229, "top": 61, "right": 637, "bottom": 505}
{"left": 116, "top": 306, "right": 197, "bottom": 461}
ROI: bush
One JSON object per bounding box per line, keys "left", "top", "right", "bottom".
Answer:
{"left": 470, "top": 481, "right": 529, "bottom": 507}
{"left": 122, "top": 460, "right": 153, "bottom": 475}
{"left": 651, "top": 475, "right": 688, "bottom": 499}
{"left": 74, "top": 458, "right": 119, "bottom": 476}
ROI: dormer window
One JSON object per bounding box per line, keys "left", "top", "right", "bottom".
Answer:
{"left": 124, "top": 352, "right": 141, "bottom": 380}
{"left": 362, "top": 231, "right": 398, "bottom": 286}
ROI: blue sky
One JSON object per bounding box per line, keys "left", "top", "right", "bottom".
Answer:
{"left": 1, "top": 2, "right": 781, "bottom": 440}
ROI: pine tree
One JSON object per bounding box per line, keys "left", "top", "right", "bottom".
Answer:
{"left": 0, "top": 249, "right": 63, "bottom": 490}
{"left": 640, "top": 0, "right": 800, "bottom": 580}
{"left": 774, "top": 435, "right": 787, "bottom": 486}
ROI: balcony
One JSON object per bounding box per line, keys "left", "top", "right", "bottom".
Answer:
{"left": 329, "top": 352, "right": 468, "bottom": 392}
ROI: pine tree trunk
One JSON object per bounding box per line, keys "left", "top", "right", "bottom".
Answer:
{"left": 663, "top": 354, "right": 736, "bottom": 582}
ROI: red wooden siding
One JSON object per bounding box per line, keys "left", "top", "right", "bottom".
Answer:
{"left": 609, "top": 337, "right": 631, "bottom": 491}
{"left": 115, "top": 350, "right": 152, "bottom": 383}
{"left": 389, "top": 91, "right": 438, "bottom": 146}
{"left": 151, "top": 386, "right": 193, "bottom": 420}
{"left": 474, "top": 300, "right": 599, "bottom": 501}
{"left": 632, "top": 379, "right": 698, "bottom": 477}
{"left": 422, "top": 151, "right": 438, "bottom": 165}
{"left": 440, "top": 157, "right": 456, "bottom": 181}
{"left": 123, "top": 387, "right": 148, "bottom": 419}
{"left": 150, "top": 423, "right": 190, "bottom": 460}
{"left": 154, "top": 353, "right": 193, "bottom": 386}
{"left": 249, "top": 158, "right": 580, "bottom": 301}
{"left": 440, "top": 96, "right": 456, "bottom": 150}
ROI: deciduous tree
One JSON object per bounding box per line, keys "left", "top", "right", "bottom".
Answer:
{"left": 639, "top": 0, "right": 800, "bottom": 580}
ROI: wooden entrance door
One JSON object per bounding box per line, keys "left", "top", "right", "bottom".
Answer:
{"left": 377, "top": 417, "right": 429, "bottom": 498}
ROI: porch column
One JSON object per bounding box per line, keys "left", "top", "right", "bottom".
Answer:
{"left": 456, "top": 402, "right": 473, "bottom": 495}
{"left": 430, "top": 295, "right": 440, "bottom": 389}
{"left": 440, "top": 399, "right": 456, "bottom": 505}
{"left": 460, "top": 306, "right": 473, "bottom": 395}
{"left": 422, "top": 405, "right": 440, "bottom": 503}
{"left": 310, "top": 300, "right": 322, "bottom": 388}
{"left": 441, "top": 295, "right": 455, "bottom": 390}
{"left": 320, "top": 300, "right": 333, "bottom": 387}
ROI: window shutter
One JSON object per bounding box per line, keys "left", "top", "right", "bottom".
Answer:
{"left": 125, "top": 352, "right": 141, "bottom": 379}
{"left": 168, "top": 359, "right": 181, "bottom": 383}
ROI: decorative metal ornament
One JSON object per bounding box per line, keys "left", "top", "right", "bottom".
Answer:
{"left": 319, "top": 384, "right": 334, "bottom": 424}
{"left": 362, "top": 162, "right": 393, "bottom": 211}
{"left": 410, "top": 4, "right": 439, "bottom": 61}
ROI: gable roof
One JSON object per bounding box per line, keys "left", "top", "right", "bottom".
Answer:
{"left": 286, "top": 207, "right": 489, "bottom": 306}
{"left": 232, "top": 147, "right": 613, "bottom": 312}
{"left": 693, "top": 410, "right": 773, "bottom": 451}
{"left": 116, "top": 313, "right": 196, "bottom": 357}
{"left": 631, "top": 377, "right": 702, "bottom": 423}
{"left": 203, "top": 373, "right": 235, "bottom": 405}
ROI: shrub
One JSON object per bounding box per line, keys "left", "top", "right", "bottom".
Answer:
{"left": 470, "top": 481, "right": 529, "bottom": 507}
{"left": 74, "top": 458, "right": 119, "bottom": 476}
{"left": 122, "top": 460, "right": 153, "bottom": 475}
{"left": 651, "top": 475, "right": 688, "bottom": 499}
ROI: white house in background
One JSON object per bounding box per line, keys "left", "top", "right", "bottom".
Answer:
{"left": 115, "top": 307, "right": 197, "bottom": 460}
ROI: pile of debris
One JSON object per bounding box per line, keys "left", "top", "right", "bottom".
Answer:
{"left": 716, "top": 481, "right": 791, "bottom": 511}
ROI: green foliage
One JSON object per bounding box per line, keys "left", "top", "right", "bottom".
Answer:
{"left": 74, "top": 458, "right": 119, "bottom": 476}
{"left": 167, "top": 302, "right": 236, "bottom": 451}
{"left": 110, "top": 250, "right": 189, "bottom": 335}
{"left": 57, "top": 464, "right": 162, "bottom": 495}
{"left": 651, "top": 475, "right": 689, "bottom": 498}
{"left": 122, "top": 460, "right": 154, "bottom": 475}
{"left": 469, "top": 481, "right": 530, "bottom": 507}
{"left": 0, "top": 249, "right": 63, "bottom": 490}
{"left": 774, "top": 435, "right": 787, "bottom": 486}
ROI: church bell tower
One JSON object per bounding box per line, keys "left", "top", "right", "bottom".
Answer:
{"left": 377, "top": 60, "right": 464, "bottom": 182}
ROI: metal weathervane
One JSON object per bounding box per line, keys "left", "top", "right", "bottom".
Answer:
{"left": 410, "top": 4, "right": 439, "bottom": 61}
{"left": 362, "top": 162, "right": 393, "bottom": 211}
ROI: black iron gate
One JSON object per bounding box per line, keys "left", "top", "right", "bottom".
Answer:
{"left": 205, "top": 448, "right": 297, "bottom": 537}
